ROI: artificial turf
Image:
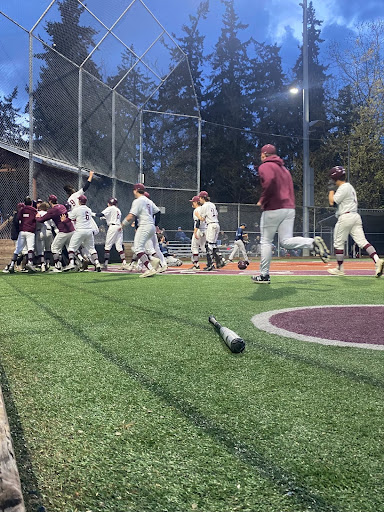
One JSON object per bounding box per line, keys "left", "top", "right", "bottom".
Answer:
{"left": 0, "top": 271, "right": 383, "bottom": 512}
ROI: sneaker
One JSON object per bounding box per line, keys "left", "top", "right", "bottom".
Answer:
{"left": 150, "top": 257, "right": 161, "bottom": 270}
{"left": 327, "top": 267, "right": 345, "bottom": 276}
{"left": 251, "top": 274, "right": 271, "bottom": 284}
{"left": 157, "top": 263, "right": 168, "bottom": 273}
{"left": 189, "top": 264, "right": 200, "bottom": 271}
{"left": 63, "top": 261, "right": 76, "bottom": 272}
{"left": 8, "top": 266, "right": 15, "bottom": 274}
{"left": 227, "top": 259, "right": 233, "bottom": 264}
{"left": 95, "top": 263, "right": 101, "bottom": 272}
{"left": 2, "top": 265, "right": 9, "bottom": 273}
{"left": 119, "top": 262, "right": 128, "bottom": 270}
{"left": 375, "top": 259, "right": 384, "bottom": 278}
{"left": 139, "top": 268, "right": 157, "bottom": 278}
{"left": 313, "top": 236, "right": 330, "bottom": 263}
{"left": 26, "top": 262, "right": 37, "bottom": 272}
{"left": 203, "top": 265, "right": 216, "bottom": 271}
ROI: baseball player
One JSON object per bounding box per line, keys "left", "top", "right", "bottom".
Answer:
{"left": 143, "top": 191, "right": 167, "bottom": 273}
{"left": 190, "top": 195, "right": 206, "bottom": 270}
{"left": 95, "top": 198, "right": 127, "bottom": 270}
{"left": 36, "top": 194, "right": 75, "bottom": 272}
{"left": 6, "top": 197, "right": 37, "bottom": 273}
{"left": 64, "top": 195, "right": 101, "bottom": 272}
{"left": 196, "top": 191, "right": 226, "bottom": 271}
{"left": 121, "top": 183, "right": 160, "bottom": 278}
{"left": 252, "top": 144, "right": 330, "bottom": 284}
{"left": 35, "top": 200, "right": 53, "bottom": 272}
{"left": 228, "top": 223, "right": 249, "bottom": 265}
{"left": 328, "top": 166, "right": 384, "bottom": 277}
{"left": 64, "top": 170, "right": 94, "bottom": 211}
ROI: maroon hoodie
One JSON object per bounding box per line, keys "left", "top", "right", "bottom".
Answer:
{"left": 258, "top": 155, "right": 295, "bottom": 211}
{"left": 17, "top": 205, "right": 37, "bottom": 233}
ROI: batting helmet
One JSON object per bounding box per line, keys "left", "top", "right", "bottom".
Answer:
{"left": 48, "top": 194, "right": 58, "bottom": 203}
{"left": 109, "top": 197, "right": 118, "bottom": 205}
{"left": 329, "top": 166, "right": 346, "bottom": 181}
{"left": 78, "top": 194, "right": 87, "bottom": 204}
{"left": 238, "top": 260, "right": 247, "bottom": 270}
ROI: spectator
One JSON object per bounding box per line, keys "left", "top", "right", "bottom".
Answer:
{"left": 175, "top": 226, "right": 190, "bottom": 242}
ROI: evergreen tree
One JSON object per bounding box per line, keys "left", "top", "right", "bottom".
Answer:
{"left": 33, "top": 0, "right": 102, "bottom": 167}
{"left": 201, "top": 0, "right": 256, "bottom": 202}
{"left": 0, "top": 87, "right": 28, "bottom": 145}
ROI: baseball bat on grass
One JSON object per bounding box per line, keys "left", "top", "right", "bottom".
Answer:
{"left": 208, "top": 315, "right": 245, "bottom": 353}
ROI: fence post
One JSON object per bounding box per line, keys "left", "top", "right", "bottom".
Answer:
{"left": 112, "top": 90, "right": 116, "bottom": 197}
{"left": 28, "top": 33, "right": 34, "bottom": 198}
{"left": 139, "top": 109, "right": 143, "bottom": 183}
{"left": 77, "top": 68, "right": 83, "bottom": 188}
{"left": 197, "top": 117, "right": 201, "bottom": 193}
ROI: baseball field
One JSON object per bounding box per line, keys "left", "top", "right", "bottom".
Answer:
{"left": 0, "top": 261, "right": 383, "bottom": 512}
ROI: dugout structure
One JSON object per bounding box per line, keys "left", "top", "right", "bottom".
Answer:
{"left": 0, "top": 0, "right": 201, "bottom": 242}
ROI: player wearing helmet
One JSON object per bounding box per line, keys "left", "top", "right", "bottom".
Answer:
{"left": 251, "top": 144, "right": 330, "bottom": 284}
{"left": 328, "top": 166, "right": 384, "bottom": 277}
{"left": 228, "top": 223, "right": 249, "bottom": 265}
{"left": 189, "top": 195, "right": 206, "bottom": 270}
{"left": 196, "top": 191, "right": 226, "bottom": 271}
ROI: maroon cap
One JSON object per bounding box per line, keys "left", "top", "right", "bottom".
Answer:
{"left": 48, "top": 194, "right": 57, "bottom": 203}
{"left": 78, "top": 194, "right": 87, "bottom": 204}
{"left": 144, "top": 191, "right": 150, "bottom": 198}
{"left": 189, "top": 195, "right": 200, "bottom": 202}
{"left": 133, "top": 183, "right": 146, "bottom": 191}
{"left": 198, "top": 191, "right": 209, "bottom": 198}
{"left": 261, "top": 144, "right": 277, "bottom": 155}
{"left": 109, "top": 197, "right": 118, "bottom": 205}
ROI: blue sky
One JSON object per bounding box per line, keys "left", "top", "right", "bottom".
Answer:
{"left": 1, "top": 0, "right": 384, "bottom": 110}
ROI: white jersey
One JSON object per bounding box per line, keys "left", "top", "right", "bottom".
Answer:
{"left": 334, "top": 182, "right": 358, "bottom": 217}
{"left": 67, "top": 188, "right": 85, "bottom": 211}
{"left": 194, "top": 206, "right": 206, "bottom": 232}
{"left": 199, "top": 201, "right": 219, "bottom": 224}
{"left": 102, "top": 205, "right": 122, "bottom": 226}
{"left": 130, "top": 196, "right": 159, "bottom": 226}
{"left": 68, "top": 205, "right": 94, "bottom": 230}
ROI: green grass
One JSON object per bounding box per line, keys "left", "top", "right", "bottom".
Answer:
{"left": 0, "top": 271, "right": 383, "bottom": 512}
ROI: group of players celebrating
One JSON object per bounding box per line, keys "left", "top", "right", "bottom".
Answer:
{"left": 3, "top": 145, "right": 384, "bottom": 280}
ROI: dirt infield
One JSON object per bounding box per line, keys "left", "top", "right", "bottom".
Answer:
{"left": 102, "top": 259, "right": 378, "bottom": 276}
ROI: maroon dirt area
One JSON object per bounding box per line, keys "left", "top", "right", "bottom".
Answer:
{"left": 270, "top": 306, "right": 384, "bottom": 345}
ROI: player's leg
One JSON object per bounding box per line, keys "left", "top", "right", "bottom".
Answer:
{"left": 228, "top": 240, "right": 239, "bottom": 262}
{"left": 103, "top": 226, "right": 114, "bottom": 269}
{"left": 7, "top": 232, "right": 26, "bottom": 273}
{"left": 191, "top": 234, "right": 200, "bottom": 269}
{"left": 82, "top": 231, "right": 101, "bottom": 272}
{"left": 145, "top": 238, "right": 160, "bottom": 270}
{"left": 114, "top": 229, "right": 127, "bottom": 269}
{"left": 35, "top": 233, "right": 45, "bottom": 270}
{"left": 350, "top": 214, "right": 384, "bottom": 277}
{"left": 25, "top": 232, "right": 37, "bottom": 271}
{"left": 328, "top": 217, "right": 349, "bottom": 275}
{"left": 64, "top": 231, "right": 83, "bottom": 271}
{"left": 252, "top": 210, "right": 279, "bottom": 282}
{"left": 211, "top": 224, "right": 226, "bottom": 268}
{"left": 134, "top": 225, "right": 156, "bottom": 277}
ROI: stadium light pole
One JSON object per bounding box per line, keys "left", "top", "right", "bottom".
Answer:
{"left": 290, "top": 0, "right": 310, "bottom": 240}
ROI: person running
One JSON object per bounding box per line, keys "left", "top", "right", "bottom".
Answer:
{"left": 251, "top": 144, "right": 330, "bottom": 284}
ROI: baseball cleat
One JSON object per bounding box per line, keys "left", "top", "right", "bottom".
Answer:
{"left": 119, "top": 263, "right": 129, "bottom": 270}
{"left": 203, "top": 265, "right": 216, "bottom": 271}
{"left": 139, "top": 268, "right": 157, "bottom": 278}
{"left": 375, "top": 258, "right": 384, "bottom": 278}
{"left": 26, "top": 262, "right": 37, "bottom": 272}
{"left": 157, "top": 263, "right": 168, "bottom": 273}
{"left": 251, "top": 274, "right": 271, "bottom": 284}
{"left": 63, "top": 261, "right": 76, "bottom": 272}
{"left": 313, "top": 236, "right": 330, "bottom": 262}
{"left": 49, "top": 267, "right": 62, "bottom": 273}
{"left": 95, "top": 263, "right": 101, "bottom": 272}
{"left": 327, "top": 267, "right": 345, "bottom": 276}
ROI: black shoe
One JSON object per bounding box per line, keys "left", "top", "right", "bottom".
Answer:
{"left": 251, "top": 274, "right": 270, "bottom": 284}
{"left": 203, "top": 265, "right": 216, "bottom": 271}
{"left": 8, "top": 266, "right": 15, "bottom": 274}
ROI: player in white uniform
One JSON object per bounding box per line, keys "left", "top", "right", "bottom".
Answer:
{"left": 121, "top": 183, "right": 160, "bottom": 278}
{"left": 328, "top": 166, "right": 384, "bottom": 277}
{"left": 64, "top": 170, "right": 94, "bottom": 211}
{"left": 196, "top": 191, "right": 226, "bottom": 271}
{"left": 143, "top": 191, "right": 166, "bottom": 273}
{"left": 190, "top": 195, "right": 206, "bottom": 270}
{"left": 64, "top": 195, "right": 101, "bottom": 272}
{"left": 96, "top": 198, "right": 127, "bottom": 270}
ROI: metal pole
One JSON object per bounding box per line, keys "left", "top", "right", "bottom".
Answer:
{"left": 139, "top": 109, "right": 143, "bottom": 182}
{"left": 302, "top": 0, "right": 310, "bottom": 239}
{"left": 112, "top": 90, "right": 116, "bottom": 197}
{"left": 78, "top": 68, "right": 83, "bottom": 188}
{"left": 197, "top": 117, "right": 202, "bottom": 193}
{"left": 28, "top": 33, "right": 34, "bottom": 198}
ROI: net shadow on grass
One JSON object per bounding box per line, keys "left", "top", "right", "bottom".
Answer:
{"left": 3, "top": 280, "right": 360, "bottom": 512}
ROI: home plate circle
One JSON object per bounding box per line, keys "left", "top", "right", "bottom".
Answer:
{"left": 251, "top": 305, "right": 384, "bottom": 350}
